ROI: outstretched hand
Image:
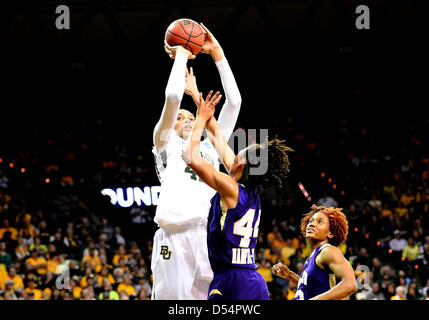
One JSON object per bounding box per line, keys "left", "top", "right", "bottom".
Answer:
{"left": 197, "top": 91, "right": 222, "bottom": 122}
{"left": 164, "top": 40, "right": 196, "bottom": 60}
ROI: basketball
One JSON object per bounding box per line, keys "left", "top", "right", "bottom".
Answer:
{"left": 165, "top": 19, "right": 206, "bottom": 55}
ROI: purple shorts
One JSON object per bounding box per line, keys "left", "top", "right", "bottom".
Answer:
{"left": 208, "top": 268, "right": 270, "bottom": 300}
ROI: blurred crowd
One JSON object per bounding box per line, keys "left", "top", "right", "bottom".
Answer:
{"left": 0, "top": 117, "right": 428, "bottom": 300}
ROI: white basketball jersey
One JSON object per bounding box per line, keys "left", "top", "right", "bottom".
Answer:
{"left": 153, "top": 131, "right": 220, "bottom": 228}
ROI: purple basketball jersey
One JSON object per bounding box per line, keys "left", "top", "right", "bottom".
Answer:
{"left": 294, "top": 244, "right": 337, "bottom": 300}
{"left": 208, "top": 184, "right": 261, "bottom": 271}
{"left": 207, "top": 184, "right": 269, "bottom": 300}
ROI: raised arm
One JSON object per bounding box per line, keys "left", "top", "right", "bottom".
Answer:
{"left": 153, "top": 43, "right": 195, "bottom": 149}
{"left": 205, "top": 117, "right": 235, "bottom": 172}
{"left": 184, "top": 67, "right": 235, "bottom": 172}
{"left": 200, "top": 23, "right": 242, "bottom": 142}
{"left": 182, "top": 91, "right": 237, "bottom": 200}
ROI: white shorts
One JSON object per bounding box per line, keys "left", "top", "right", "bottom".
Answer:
{"left": 151, "top": 225, "right": 214, "bottom": 300}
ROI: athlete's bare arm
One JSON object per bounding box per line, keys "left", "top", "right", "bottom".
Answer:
{"left": 184, "top": 68, "right": 235, "bottom": 172}
{"left": 272, "top": 263, "right": 300, "bottom": 287}
{"left": 153, "top": 43, "right": 195, "bottom": 149}
{"left": 205, "top": 117, "right": 235, "bottom": 172}
{"left": 311, "top": 246, "right": 357, "bottom": 300}
{"left": 183, "top": 91, "right": 239, "bottom": 208}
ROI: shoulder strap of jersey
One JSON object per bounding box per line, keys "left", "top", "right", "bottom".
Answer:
{"left": 314, "top": 243, "right": 334, "bottom": 273}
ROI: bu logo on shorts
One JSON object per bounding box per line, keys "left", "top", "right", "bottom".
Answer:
{"left": 160, "top": 245, "right": 172, "bottom": 260}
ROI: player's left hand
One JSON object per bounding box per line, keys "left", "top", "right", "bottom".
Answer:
{"left": 272, "top": 263, "right": 290, "bottom": 279}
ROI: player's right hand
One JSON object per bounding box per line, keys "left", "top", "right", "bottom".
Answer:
{"left": 272, "top": 263, "right": 291, "bottom": 279}
{"left": 164, "top": 40, "right": 196, "bottom": 60}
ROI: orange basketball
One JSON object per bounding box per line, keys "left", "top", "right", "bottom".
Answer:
{"left": 165, "top": 19, "right": 206, "bottom": 55}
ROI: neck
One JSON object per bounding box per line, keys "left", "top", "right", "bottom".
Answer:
{"left": 308, "top": 238, "right": 330, "bottom": 252}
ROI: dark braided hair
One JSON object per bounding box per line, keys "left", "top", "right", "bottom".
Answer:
{"left": 239, "top": 136, "right": 293, "bottom": 195}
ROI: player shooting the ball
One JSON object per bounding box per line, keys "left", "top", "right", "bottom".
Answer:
{"left": 151, "top": 23, "right": 242, "bottom": 300}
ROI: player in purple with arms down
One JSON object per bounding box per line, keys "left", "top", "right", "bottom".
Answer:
{"left": 182, "top": 84, "right": 293, "bottom": 300}
{"left": 272, "top": 205, "right": 357, "bottom": 300}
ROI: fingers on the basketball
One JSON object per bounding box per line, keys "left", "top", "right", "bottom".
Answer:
{"left": 164, "top": 40, "right": 173, "bottom": 50}
{"left": 200, "top": 23, "right": 212, "bottom": 37}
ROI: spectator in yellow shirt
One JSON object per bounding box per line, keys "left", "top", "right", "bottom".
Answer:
{"left": 381, "top": 203, "right": 392, "bottom": 217}
{"left": 80, "top": 267, "right": 94, "bottom": 288}
{"left": 1, "top": 266, "right": 24, "bottom": 291}
{"left": 400, "top": 189, "right": 415, "bottom": 207}
{"left": 402, "top": 238, "right": 420, "bottom": 262}
{"left": 95, "top": 254, "right": 113, "bottom": 274}
{"left": 257, "top": 259, "right": 273, "bottom": 284}
{"left": 82, "top": 247, "right": 101, "bottom": 271}
{"left": 116, "top": 275, "right": 136, "bottom": 298}
{"left": 0, "top": 219, "right": 18, "bottom": 241}
{"left": 15, "top": 208, "right": 32, "bottom": 228}
{"left": 112, "top": 245, "right": 130, "bottom": 267}
{"left": 299, "top": 240, "right": 311, "bottom": 259}
{"left": 96, "top": 267, "right": 116, "bottom": 286}
{"left": 47, "top": 255, "right": 62, "bottom": 274}
{"left": 25, "top": 279, "right": 43, "bottom": 300}
{"left": 26, "top": 249, "right": 47, "bottom": 275}
{"left": 70, "top": 278, "right": 82, "bottom": 300}
{"left": 280, "top": 239, "right": 296, "bottom": 267}
{"left": 19, "top": 220, "right": 36, "bottom": 239}
{"left": 284, "top": 282, "right": 297, "bottom": 300}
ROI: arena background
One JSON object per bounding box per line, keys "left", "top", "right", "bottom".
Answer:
{"left": 0, "top": 0, "right": 427, "bottom": 302}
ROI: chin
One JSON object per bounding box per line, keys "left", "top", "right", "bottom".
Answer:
{"left": 182, "top": 132, "right": 191, "bottom": 139}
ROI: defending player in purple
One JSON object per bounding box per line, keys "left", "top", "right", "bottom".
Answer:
{"left": 182, "top": 80, "right": 292, "bottom": 300}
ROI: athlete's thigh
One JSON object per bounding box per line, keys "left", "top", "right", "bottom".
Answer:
{"left": 153, "top": 229, "right": 197, "bottom": 300}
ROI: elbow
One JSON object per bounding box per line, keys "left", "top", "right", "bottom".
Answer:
{"left": 165, "top": 92, "right": 182, "bottom": 106}
{"left": 345, "top": 280, "right": 358, "bottom": 296}
{"left": 182, "top": 148, "right": 197, "bottom": 169}
{"left": 182, "top": 149, "right": 192, "bottom": 166}
{"left": 229, "top": 95, "right": 242, "bottom": 109}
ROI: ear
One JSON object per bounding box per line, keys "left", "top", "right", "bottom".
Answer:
{"left": 327, "top": 232, "right": 334, "bottom": 240}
